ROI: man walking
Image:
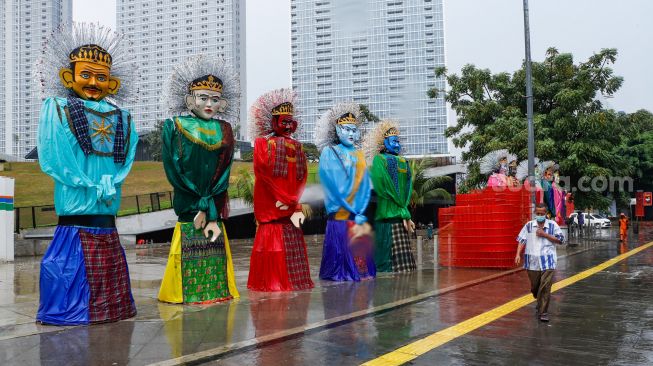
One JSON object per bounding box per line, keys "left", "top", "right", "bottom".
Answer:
{"left": 515, "top": 203, "right": 565, "bottom": 322}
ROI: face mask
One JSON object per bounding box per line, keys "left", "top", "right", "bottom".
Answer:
{"left": 383, "top": 135, "right": 401, "bottom": 155}
{"left": 272, "top": 115, "right": 297, "bottom": 137}
{"left": 336, "top": 123, "right": 360, "bottom": 147}
{"left": 535, "top": 215, "right": 546, "bottom": 223}
{"left": 185, "top": 90, "right": 227, "bottom": 120}
{"left": 61, "top": 61, "right": 120, "bottom": 101}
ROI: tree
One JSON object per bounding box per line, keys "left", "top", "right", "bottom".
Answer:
{"left": 233, "top": 167, "right": 255, "bottom": 207}
{"left": 359, "top": 104, "right": 381, "bottom": 136}
{"left": 359, "top": 104, "right": 380, "bottom": 124}
{"left": 240, "top": 151, "right": 254, "bottom": 162}
{"left": 409, "top": 159, "right": 452, "bottom": 214}
{"left": 429, "top": 48, "right": 634, "bottom": 210}
{"left": 302, "top": 142, "right": 320, "bottom": 162}
{"left": 145, "top": 120, "right": 165, "bottom": 161}
{"left": 616, "top": 110, "right": 653, "bottom": 193}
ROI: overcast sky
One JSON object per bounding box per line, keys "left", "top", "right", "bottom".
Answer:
{"left": 73, "top": 0, "right": 653, "bottom": 115}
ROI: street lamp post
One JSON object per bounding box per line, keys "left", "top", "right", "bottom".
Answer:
{"left": 523, "top": 0, "right": 536, "bottom": 214}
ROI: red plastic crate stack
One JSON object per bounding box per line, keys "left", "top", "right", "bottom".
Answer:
{"left": 438, "top": 187, "right": 532, "bottom": 268}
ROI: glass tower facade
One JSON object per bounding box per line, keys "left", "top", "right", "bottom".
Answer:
{"left": 117, "top": 0, "right": 247, "bottom": 133}
{"left": 291, "top": 0, "right": 447, "bottom": 156}
{"left": 1, "top": 0, "right": 72, "bottom": 158}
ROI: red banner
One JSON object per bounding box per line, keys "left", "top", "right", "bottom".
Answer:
{"left": 645, "top": 192, "right": 652, "bottom": 206}
{"left": 636, "top": 191, "right": 645, "bottom": 217}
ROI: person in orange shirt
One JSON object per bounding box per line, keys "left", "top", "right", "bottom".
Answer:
{"left": 619, "top": 213, "right": 629, "bottom": 242}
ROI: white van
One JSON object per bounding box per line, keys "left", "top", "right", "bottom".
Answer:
{"left": 568, "top": 212, "right": 611, "bottom": 228}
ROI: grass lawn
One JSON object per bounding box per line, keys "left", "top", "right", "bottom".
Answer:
{"left": 2, "top": 161, "right": 317, "bottom": 208}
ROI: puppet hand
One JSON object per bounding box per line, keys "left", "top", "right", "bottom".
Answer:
{"left": 276, "top": 200, "right": 289, "bottom": 210}
{"left": 403, "top": 219, "right": 415, "bottom": 233}
{"left": 290, "top": 211, "right": 305, "bottom": 228}
{"left": 203, "top": 221, "right": 221, "bottom": 242}
{"left": 352, "top": 222, "right": 372, "bottom": 239}
{"left": 100, "top": 175, "right": 116, "bottom": 202}
{"left": 354, "top": 214, "right": 367, "bottom": 225}
{"left": 194, "top": 211, "right": 207, "bottom": 230}
{"left": 94, "top": 185, "right": 103, "bottom": 202}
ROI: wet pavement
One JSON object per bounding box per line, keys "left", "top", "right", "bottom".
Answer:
{"left": 0, "top": 227, "right": 649, "bottom": 365}
{"left": 214, "top": 228, "right": 653, "bottom": 366}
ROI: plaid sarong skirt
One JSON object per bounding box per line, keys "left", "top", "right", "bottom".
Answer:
{"left": 375, "top": 220, "right": 416, "bottom": 273}
{"left": 248, "top": 220, "right": 314, "bottom": 291}
{"left": 38, "top": 225, "right": 136, "bottom": 325}
{"left": 390, "top": 222, "right": 417, "bottom": 272}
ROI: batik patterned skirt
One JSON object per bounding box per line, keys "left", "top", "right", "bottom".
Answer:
{"left": 319, "top": 219, "right": 376, "bottom": 282}
{"left": 248, "top": 219, "right": 314, "bottom": 291}
{"left": 374, "top": 220, "right": 417, "bottom": 272}
{"left": 37, "top": 225, "right": 136, "bottom": 325}
{"left": 158, "top": 222, "right": 239, "bottom": 304}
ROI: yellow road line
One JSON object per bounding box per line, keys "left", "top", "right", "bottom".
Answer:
{"left": 362, "top": 241, "right": 653, "bottom": 366}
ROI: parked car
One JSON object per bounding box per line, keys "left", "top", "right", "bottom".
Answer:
{"left": 569, "top": 212, "right": 611, "bottom": 228}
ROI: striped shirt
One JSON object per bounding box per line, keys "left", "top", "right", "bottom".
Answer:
{"left": 516, "top": 219, "right": 565, "bottom": 271}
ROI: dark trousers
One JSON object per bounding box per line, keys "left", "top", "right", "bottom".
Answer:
{"left": 527, "top": 269, "right": 554, "bottom": 315}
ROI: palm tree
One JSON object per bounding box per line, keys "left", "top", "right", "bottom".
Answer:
{"left": 409, "top": 159, "right": 453, "bottom": 213}
{"left": 233, "top": 167, "right": 255, "bottom": 207}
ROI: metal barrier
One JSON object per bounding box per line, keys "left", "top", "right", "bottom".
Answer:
{"left": 567, "top": 225, "right": 619, "bottom": 248}
{"left": 13, "top": 191, "right": 174, "bottom": 233}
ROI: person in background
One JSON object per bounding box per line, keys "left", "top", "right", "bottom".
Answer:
{"left": 619, "top": 213, "right": 630, "bottom": 242}
{"left": 515, "top": 203, "right": 565, "bottom": 322}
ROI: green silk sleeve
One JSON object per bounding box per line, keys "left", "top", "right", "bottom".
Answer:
{"left": 403, "top": 161, "right": 413, "bottom": 219}
{"left": 371, "top": 154, "right": 405, "bottom": 208}
{"left": 162, "top": 119, "right": 199, "bottom": 194}
{"left": 207, "top": 122, "right": 234, "bottom": 220}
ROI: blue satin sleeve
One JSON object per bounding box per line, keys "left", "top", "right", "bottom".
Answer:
{"left": 318, "top": 146, "right": 371, "bottom": 217}
{"left": 37, "top": 98, "right": 135, "bottom": 216}
{"left": 38, "top": 98, "right": 102, "bottom": 202}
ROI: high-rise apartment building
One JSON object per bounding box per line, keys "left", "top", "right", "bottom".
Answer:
{"left": 1, "top": 0, "right": 72, "bottom": 157}
{"left": 291, "top": 0, "right": 447, "bottom": 156}
{"left": 117, "top": 0, "right": 247, "bottom": 134}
